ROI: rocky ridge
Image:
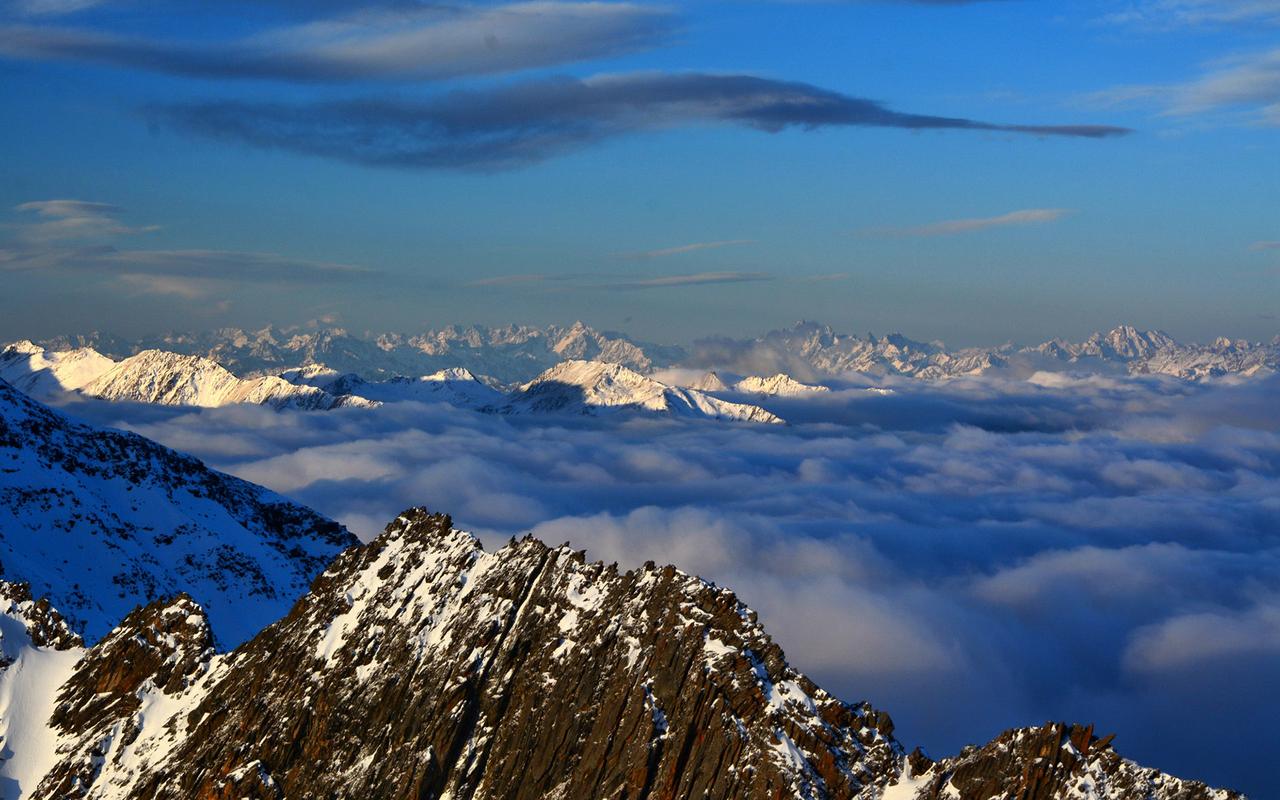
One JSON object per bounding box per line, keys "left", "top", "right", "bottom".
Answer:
{"left": 0, "top": 509, "right": 1242, "bottom": 799}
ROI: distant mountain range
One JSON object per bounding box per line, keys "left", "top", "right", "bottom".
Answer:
{"left": 3, "top": 321, "right": 1276, "bottom": 428}
{"left": 1, "top": 343, "right": 789, "bottom": 424}
{"left": 32, "top": 321, "right": 1280, "bottom": 384}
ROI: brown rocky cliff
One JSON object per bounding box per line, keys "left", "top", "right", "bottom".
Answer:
{"left": 18, "top": 509, "right": 1246, "bottom": 800}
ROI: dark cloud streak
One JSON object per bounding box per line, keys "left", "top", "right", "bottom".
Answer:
{"left": 152, "top": 72, "right": 1131, "bottom": 171}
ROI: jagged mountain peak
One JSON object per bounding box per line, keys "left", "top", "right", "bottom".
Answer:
{"left": 0, "top": 508, "right": 1243, "bottom": 799}
{"left": 689, "top": 370, "right": 731, "bottom": 392}
{"left": 0, "top": 581, "right": 82, "bottom": 657}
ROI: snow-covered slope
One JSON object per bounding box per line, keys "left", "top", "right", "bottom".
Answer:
{"left": 0, "top": 510, "right": 1242, "bottom": 799}
{"left": 44, "top": 322, "right": 680, "bottom": 384}
{"left": 281, "top": 363, "right": 504, "bottom": 408}
{"left": 81, "top": 350, "right": 374, "bottom": 410}
{"left": 0, "top": 378, "right": 358, "bottom": 646}
{"left": 734, "top": 373, "right": 830, "bottom": 396}
{"left": 0, "top": 341, "right": 115, "bottom": 400}
{"left": 502, "top": 360, "right": 783, "bottom": 423}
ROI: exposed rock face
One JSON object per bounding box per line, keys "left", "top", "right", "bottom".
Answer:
{"left": 0, "top": 581, "right": 82, "bottom": 658}
{"left": 0, "top": 378, "right": 358, "bottom": 646}
{"left": 34, "top": 596, "right": 215, "bottom": 800}
{"left": 900, "top": 724, "right": 1235, "bottom": 800}
{"left": 0, "top": 510, "right": 1243, "bottom": 799}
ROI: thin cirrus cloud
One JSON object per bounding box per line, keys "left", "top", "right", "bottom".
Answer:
{"left": 11, "top": 199, "right": 159, "bottom": 242}
{"left": 3, "top": 199, "right": 375, "bottom": 298}
{"left": 868, "top": 207, "right": 1073, "bottom": 237}
{"left": 151, "top": 72, "right": 1131, "bottom": 171}
{"left": 1091, "top": 46, "right": 1280, "bottom": 125}
{"left": 1251, "top": 240, "right": 1280, "bottom": 251}
{"left": 0, "top": 2, "right": 677, "bottom": 82}
{"left": 1099, "top": 0, "right": 1280, "bottom": 28}
{"left": 616, "top": 239, "right": 755, "bottom": 260}
{"left": 611, "top": 271, "right": 773, "bottom": 289}
{"left": 466, "top": 270, "right": 773, "bottom": 290}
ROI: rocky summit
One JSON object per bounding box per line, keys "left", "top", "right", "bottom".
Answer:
{"left": 0, "top": 509, "right": 1242, "bottom": 799}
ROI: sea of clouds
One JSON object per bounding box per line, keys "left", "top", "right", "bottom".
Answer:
{"left": 69, "top": 372, "right": 1280, "bottom": 796}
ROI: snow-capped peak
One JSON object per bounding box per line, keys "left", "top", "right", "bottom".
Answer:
{"left": 688, "top": 370, "right": 730, "bottom": 392}
{"left": 0, "top": 341, "right": 116, "bottom": 398}
{"left": 78, "top": 350, "right": 373, "bottom": 410}
{"left": 506, "top": 360, "right": 783, "bottom": 423}
{"left": 734, "top": 373, "right": 830, "bottom": 397}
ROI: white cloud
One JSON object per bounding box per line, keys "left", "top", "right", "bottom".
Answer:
{"left": 870, "top": 208, "right": 1073, "bottom": 238}
{"left": 616, "top": 239, "right": 755, "bottom": 260}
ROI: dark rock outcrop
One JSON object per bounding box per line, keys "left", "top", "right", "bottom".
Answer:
{"left": 7, "top": 509, "right": 1242, "bottom": 800}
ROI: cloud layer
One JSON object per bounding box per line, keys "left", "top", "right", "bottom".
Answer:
{"left": 153, "top": 72, "right": 1131, "bottom": 170}
{"left": 68, "top": 370, "right": 1280, "bottom": 797}
{"left": 0, "top": 3, "right": 676, "bottom": 82}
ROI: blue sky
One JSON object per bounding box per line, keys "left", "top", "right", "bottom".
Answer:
{"left": 1, "top": 0, "right": 1277, "bottom": 345}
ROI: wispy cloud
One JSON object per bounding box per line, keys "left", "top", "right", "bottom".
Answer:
{"left": 611, "top": 271, "right": 773, "bottom": 289}
{"left": 1251, "top": 240, "right": 1280, "bottom": 251}
{"left": 464, "top": 270, "right": 773, "bottom": 290}
{"left": 467, "top": 274, "right": 556, "bottom": 287}
{"left": 1099, "top": 0, "right": 1280, "bottom": 28}
{"left": 3, "top": 198, "right": 376, "bottom": 301}
{"left": 0, "top": 3, "right": 676, "bottom": 82}
{"left": 151, "top": 72, "right": 1130, "bottom": 171}
{"left": 115, "top": 272, "right": 217, "bottom": 298}
{"left": 11, "top": 198, "right": 158, "bottom": 242}
{"left": 1091, "top": 47, "right": 1280, "bottom": 125}
{"left": 868, "top": 208, "right": 1073, "bottom": 237}
{"left": 616, "top": 239, "right": 755, "bottom": 260}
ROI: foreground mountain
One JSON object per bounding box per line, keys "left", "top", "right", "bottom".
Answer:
{"left": 501, "top": 360, "right": 784, "bottom": 423}
{"left": 0, "top": 342, "right": 371, "bottom": 410}
{"left": 0, "top": 378, "right": 358, "bottom": 646}
{"left": 0, "top": 509, "right": 1240, "bottom": 799}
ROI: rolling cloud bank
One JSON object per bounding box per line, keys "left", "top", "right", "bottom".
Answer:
{"left": 62, "top": 370, "right": 1280, "bottom": 797}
